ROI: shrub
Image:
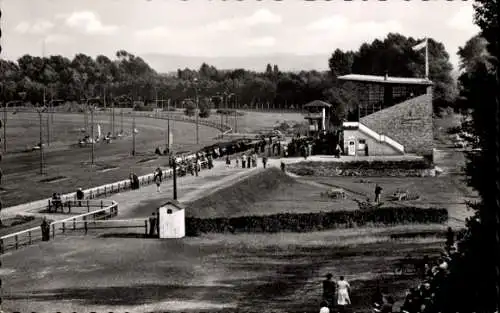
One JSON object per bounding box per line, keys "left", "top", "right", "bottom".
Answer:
{"left": 185, "top": 207, "right": 448, "bottom": 235}
{"left": 184, "top": 101, "right": 196, "bottom": 117}
{"left": 133, "top": 104, "right": 154, "bottom": 112}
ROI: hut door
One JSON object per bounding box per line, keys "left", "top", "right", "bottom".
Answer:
{"left": 347, "top": 138, "right": 356, "bottom": 156}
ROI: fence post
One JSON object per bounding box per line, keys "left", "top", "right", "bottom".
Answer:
{"left": 145, "top": 220, "right": 148, "bottom": 235}
{"left": 101, "top": 200, "right": 104, "bottom": 210}
{"left": 104, "top": 186, "right": 107, "bottom": 196}
{"left": 62, "top": 222, "right": 65, "bottom": 234}
{"left": 29, "top": 231, "right": 32, "bottom": 245}
{"left": 52, "top": 224, "right": 55, "bottom": 238}
{"left": 68, "top": 201, "right": 71, "bottom": 214}
{"left": 15, "top": 235, "right": 19, "bottom": 249}
{"left": 0, "top": 239, "right": 4, "bottom": 254}
{"left": 48, "top": 199, "right": 51, "bottom": 212}
{"left": 87, "top": 200, "right": 90, "bottom": 212}
{"left": 73, "top": 218, "right": 76, "bottom": 230}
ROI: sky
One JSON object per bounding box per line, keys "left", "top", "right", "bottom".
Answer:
{"left": 0, "top": 0, "right": 480, "bottom": 72}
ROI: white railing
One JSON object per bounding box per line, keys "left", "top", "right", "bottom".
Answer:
{"left": 343, "top": 122, "right": 405, "bottom": 154}
{"left": 0, "top": 200, "right": 118, "bottom": 254}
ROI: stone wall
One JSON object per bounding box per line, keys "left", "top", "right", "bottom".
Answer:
{"left": 360, "top": 89, "right": 433, "bottom": 156}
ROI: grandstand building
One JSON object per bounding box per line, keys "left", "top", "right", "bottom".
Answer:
{"left": 338, "top": 74, "right": 434, "bottom": 157}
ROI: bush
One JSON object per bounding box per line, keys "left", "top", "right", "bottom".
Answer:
{"left": 133, "top": 104, "right": 154, "bottom": 112}
{"left": 216, "top": 109, "right": 245, "bottom": 116}
{"left": 185, "top": 207, "right": 448, "bottom": 235}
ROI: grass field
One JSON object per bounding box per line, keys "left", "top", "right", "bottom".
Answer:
{"left": 0, "top": 225, "right": 447, "bottom": 313}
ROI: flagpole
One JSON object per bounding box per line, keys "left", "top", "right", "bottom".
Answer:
{"left": 425, "top": 38, "right": 429, "bottom": 79}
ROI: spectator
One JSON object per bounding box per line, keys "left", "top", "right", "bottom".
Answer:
{"left": 41, "top": 217, "right": 50, "bottom": 241}
{"left": 236, "top": 157, "right": 240, "bottom": 168}
{"left": 323, "top": 273, "right": 336, "bottom": 308}
{"left": 445, "top": 227, "right": 454, "bottom": 251}
{"left": 76, "top": 188, "right": 84, "bottom": 207}
{"left": 226, "top": 155, "right": 231, "bottom": 168}
{"left": 280, "top": 161, "right": 286, "bottom": 172}
{"left": 149, "top": 212, "right": 157, "bottom": 237}
{"left": 336, "top": 276, "right": 351, "bottom": 312}
{"left": 242, "top": 154, "right": 247, "bottom": 168}
{"left": 375, "top": 184, "right": 383, "bottom": 203}
{"left": 262, "top": 156, "right": 268, "bottom": 168}
{"left": 319, "top": 300, "right": 330, "bottom": 313}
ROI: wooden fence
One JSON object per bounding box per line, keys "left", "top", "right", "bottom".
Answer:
{"left": 0, "top": 200, "right": 118, "bottom": 254}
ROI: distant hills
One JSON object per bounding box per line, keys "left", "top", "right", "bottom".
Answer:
{"left": 141, "top": 53, "right": 331, "bottom": 74}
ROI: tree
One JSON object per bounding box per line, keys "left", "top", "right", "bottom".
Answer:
{"left": 328, "top": 49, "right": 355, "bottom": 78}
{"left": 429, "top": 1, "right": 500, "bottom": 312}
{"left": 198, "top": 97, "right": 211, "bottom": 118}
{"left": 183, "top": 100, "right": 196, "bottom": 117}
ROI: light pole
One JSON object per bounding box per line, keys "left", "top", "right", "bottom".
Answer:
{"left": 36, "top": 105, "right": 48, "bottom": 175}
{"left": 193, "top": 79, "right": 199, "bottom": 145}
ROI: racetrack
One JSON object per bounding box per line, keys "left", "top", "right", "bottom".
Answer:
{"left": 1, "top": 112, "right": 220, "bottom": 206}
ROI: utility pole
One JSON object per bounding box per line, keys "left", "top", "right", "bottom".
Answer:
{"left": 90, "top": 105, "right": 95, "bottom": 165}
{"left": 120, "top": 109, "right": 124, "bottom": 134}
{"left": 172, "top": 156, "right": 177, "bottom": 200}
{"left": 36, "top": 106, "right": 47, "bottom": 175}
{"left": 194, "top": 79, "right": 199, "bottom": 145}
{"left": 234, "top": 110, "right": 238, "bottom": 133}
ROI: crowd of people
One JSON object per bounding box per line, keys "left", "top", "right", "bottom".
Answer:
{"left": 319, "top": 228, "right": 459, "bottom": 313}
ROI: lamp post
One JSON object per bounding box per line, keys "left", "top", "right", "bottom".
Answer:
{"left": 172, "top": 155, "right": 177, "bottom": 200}
{"left": 36, "top": 105, "right": 48, "bottom": 175}
{"left": 193, "top": 79, "right": 199, "bottom": 145}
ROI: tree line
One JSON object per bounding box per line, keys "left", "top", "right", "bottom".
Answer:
{"left": 1, "top": 33, "right": 457, "bottom": 120}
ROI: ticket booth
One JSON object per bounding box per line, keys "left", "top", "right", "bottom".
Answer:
{"left": 157, "top": 200, "right": 186, "bottom": 239}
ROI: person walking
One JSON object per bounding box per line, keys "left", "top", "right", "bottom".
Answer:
{"left": 336, "top": 276, "right": 351, "bottom": 312}
{"left": 154, "top": 168, "right": 162, "bottom": 192}
{"left": 374, "top": 184, "right": 383, "bottom": 204}
{"left": 280, "top": 160, "right": 286, "bottom": 172}
{"left": 262, "top": 156, "right": 268, "bottom": 168}
{"left": 323, "top": 273, "right": 336, "bottom": 309}
{"left": 76, "top": 188, "right": 84, "bottom": 207}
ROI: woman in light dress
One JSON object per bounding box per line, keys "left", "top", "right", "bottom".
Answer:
{"left": 337, "top": 275, "right": 351, "bottom": 310}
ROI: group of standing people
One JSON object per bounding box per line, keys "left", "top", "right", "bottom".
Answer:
{"left": 321, "top": 274, "right": 351, "bottom": 313}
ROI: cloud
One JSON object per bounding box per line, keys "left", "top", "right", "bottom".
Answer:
{"left": 307, "top": 15, "right": 349, "bottom": 31}
{"left": 14, "top": 20, "right": 54, "bottom": 34}
{"left": 245, "top": 8, "right": 282, "bottom": 26}
{"left": 65, "top": 11, "right": 119, "bottom": 35}
{"left": 447, "top": 5, "right": 480, "bottom": 33}
{"left": 246, "top": 36, "right": 276, "bottom": 47}
{"left": 134, "top": 26, "right": 171, "bottom": 39}
{"left": 206, "top": 8, "right": 282, "bottom": 32}
{"left": 45, "top": 34, "right": 74, "bottom": 44}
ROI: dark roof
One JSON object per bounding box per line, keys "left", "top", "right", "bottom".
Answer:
{"left": 161, "top": 199, "right": 186, "bottom": 210}
{"left": 303, "top": 100, "right": 332, "bottom": 108}
{"left": 338, "top": 74, "right": 433, "bottom": 86}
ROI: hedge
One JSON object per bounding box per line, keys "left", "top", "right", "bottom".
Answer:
{"left": 287, "top": 160, "right": 435, "bottom": 177}
{"left": 185, "top": 207, "right": 448, "bottom": 236}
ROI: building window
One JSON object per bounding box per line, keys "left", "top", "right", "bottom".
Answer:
{"left": 358, "top": 139, "right": 366, "bottom": 144}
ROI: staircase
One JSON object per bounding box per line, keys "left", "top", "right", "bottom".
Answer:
{"left": 343, "top": 122, "right": 405, "bottom": 154}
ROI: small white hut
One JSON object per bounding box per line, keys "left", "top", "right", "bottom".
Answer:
{"left": 157, "top": 200, "right": 186, "bottom": 239}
